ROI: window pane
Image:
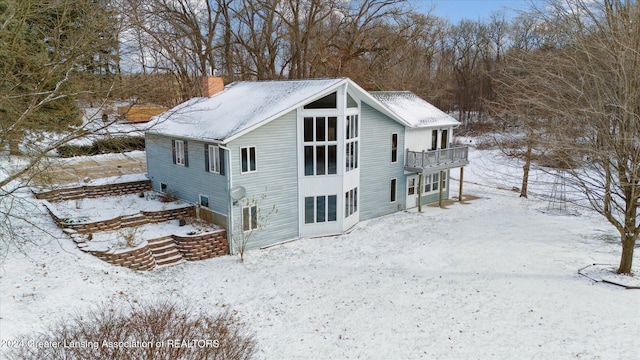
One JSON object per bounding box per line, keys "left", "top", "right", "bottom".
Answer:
{"left": 391, "top": 179, "right": 396, "bottom": 202}
{"left": 350, "top": 116, "right": 355, "bottom": 139}
{"left": 354, "top": 188, "right": 358, "bottom": 213}
{"left": 328, "top": 195, "right": 337, "bottom": 221}
{"left": 354, "top": 115, "right": 358, "bottom": 138}
{"left": 210, "top": 146, "right": 219, "bottom": 173}
{"left": 347, "top": 93, "right": 358, "bottom": 108}
{"left": 316, "top": 145, "right": 326, "bottom": 175}
{"left": 305, "top": 197, "right": 314, "bottom": 224}
{"left": 304, "top": 146, "right": 314, "bottom": 176}
{"left": 241, "top": 148, "right": 248, "bottom": 172}
{"left": 328, "top": 117, "right": 337, "bottom": 141}
{"left": 345, "top": 191, "right": 349, "bottom": 218}
{"left": 328, "top": 145, "right": 337, "bottom": 174}
{"left": 242, "top": 207, "right": 250, "bottom": 231}
{"left": 354, "top": 141, "right": 358, "bottom": 169}
{"left": 432, "top": 130, "right": 438, "bottom": 150}
{"left": 316, "top": 117, "right": 325, "bottom": 141}
{"left": 441, "top": 130, "right": 448, "bottom": 149}
{"left": 251, "top": 206, "right": 258, "bottom": 229}
{"left": 350, "top": 189, "right": 354, "bottom": 215}
{"left": 345, "top": 143, "right": 350, "bottom": 171}
{"left": 304, "top": 117, "right": 314, "bottom": 142}
{"left": 249, "top": 147, "right": 256, "bottom": 171}
{"left": 346, "top": 119, "right": 351, "bottom": 140}
{"left": 304, "top": 92, "right": 337, "bottom": 109}
{"left": 391, "top": 134, "right": 398, "bottom": 163}
{"left": 200, "top": 195, "right": 209, "bottom": 208}
{"left": 316, "top": 196, "right": 326, "bottom": 223}
{"left": 408, "top": 179, "right": 415, "bottom": 195}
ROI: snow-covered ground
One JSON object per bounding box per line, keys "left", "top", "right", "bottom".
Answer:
{"left": 44, "top": 192, "right": 188, "bottom": 223}
{"left": 1, "top": 148, "right": 639, "bottom": 359}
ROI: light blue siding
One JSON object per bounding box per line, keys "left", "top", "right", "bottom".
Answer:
{"left": 227, "top": 110, "right": 299, "bottom": 251}
{"left": 145, "top": 133, "right": 229, "bottom": 216}
{"left": 359, "top": 103, "right": 407, "bottom": 220}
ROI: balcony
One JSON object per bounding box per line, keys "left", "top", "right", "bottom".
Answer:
{"left": 405, "top": 146, "right": 469, "bottom": 173}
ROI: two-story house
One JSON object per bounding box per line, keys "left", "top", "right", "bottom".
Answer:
{"left": 146, "top": 77, "right": 469, "bottom": 251}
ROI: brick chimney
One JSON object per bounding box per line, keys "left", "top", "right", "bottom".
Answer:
{"left": 202, "top": 76, "right": 224, "bottom": 97}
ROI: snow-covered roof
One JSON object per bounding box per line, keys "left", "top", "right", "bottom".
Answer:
{"left": 150, "top": 78, "right": 347, "bottom": 142}
{"left": 369, "top": 91, "right": 459, "bottom": 128}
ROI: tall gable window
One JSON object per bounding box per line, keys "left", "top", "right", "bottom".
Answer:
{"left": 345, "top": 115, "right": 359, "bottom": 172}
{"left": 304, "top": 92, "right": 337, "bottom": 109}
{"left": 241, "top": 147, "right": 256, "bottom": 173}
{"left": 304, "top": 116, "right": 337, "bottom": 176}
{"left": 205, "top": 144, "right": 225, "bottom": 175}
{"left": 172, "top": 139, "right": 188, "bottom": 166}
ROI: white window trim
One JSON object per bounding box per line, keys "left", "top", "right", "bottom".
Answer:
{"left": 345, "top": 115, "right": 359, "bottom": 173}
{"left": 208, "top": 145, "right": 220, "bottom": 174}
{"left": 242, "top": 205, "right": 258, "bottom": 231}
{"left": 391, "top": 132, "right": 398, "bottom": 163}
{"left": 241, "top": 146, "right": 257, "bottom": 174}
{"left": 303, "top": 116, "right": 338, "bottom": 176}
{"left": 390, "top": 178, "right": 397, "bottom": 203}
{"left": 175, "top": 139, "right": 185, "bottom": 166}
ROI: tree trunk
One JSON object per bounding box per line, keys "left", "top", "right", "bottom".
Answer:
{"left": 520, "top": 145, "right": 531, "bottom": 198}
{"left": 617, "top": 233, "right": 635, "bottom": 274}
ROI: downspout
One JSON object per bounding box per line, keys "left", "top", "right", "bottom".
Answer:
{"left": 219, "top": 145, "right": 233, "bottom": 254}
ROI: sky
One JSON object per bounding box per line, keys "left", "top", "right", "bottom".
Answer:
{"left": 417, "top": 0, "right": 539, "bottom": 23}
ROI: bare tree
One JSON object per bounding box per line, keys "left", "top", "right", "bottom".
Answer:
{"left": 504, "top": 0, "right": 639, "bottom": 274}
{"left": 0, "top": 0, "right": 155, "bottom": 260}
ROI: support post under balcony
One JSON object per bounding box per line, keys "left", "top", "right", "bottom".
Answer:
{"left": 459, "top": 167, "right": 464, "bottom": 202}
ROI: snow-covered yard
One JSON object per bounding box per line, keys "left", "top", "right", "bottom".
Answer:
{"left": 45, "top": 192, "right": 188, "bottom": 223}
{"left": 1, "top": 149, "right": 638, "bottom": 359}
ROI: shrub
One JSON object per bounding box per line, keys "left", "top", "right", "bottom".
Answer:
{"left": 5, "top": 300, "right": 257, "bottom": 360}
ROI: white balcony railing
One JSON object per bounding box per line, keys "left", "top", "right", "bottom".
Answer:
{"left": 405, "top": 146, "right": 469, "bottom": 170}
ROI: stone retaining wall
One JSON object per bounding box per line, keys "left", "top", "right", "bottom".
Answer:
{"left": 174, "top": 231, "right": 228, "bottom": 261}
{"left": 35, "top": 180, "right": 152, "bottom": 202}
{"left": 44, "top": 205, "right": 196, "bottom": 234}
{"left": 89, "top": 245, "right": 156, "bottom": 271}
{"left": 85, "top": 229, "right": 227, "bottom": 271}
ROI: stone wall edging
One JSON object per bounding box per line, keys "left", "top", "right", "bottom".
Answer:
{"left": 44, "top": 204, "right": 196, "bottom": 234}
{"left": 35, "top": 180, "right": 152, "bottom": 202}
{"left": 86, "top": 229, "right": 228, "bottom": 271}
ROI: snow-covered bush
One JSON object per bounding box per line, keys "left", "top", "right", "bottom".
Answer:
{"left": 5, "top": 300, "right": 257, "bottom": 360}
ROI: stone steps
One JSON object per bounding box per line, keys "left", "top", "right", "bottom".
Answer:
{"left": 148, "top": 237, "right": 183, "bottom": 267}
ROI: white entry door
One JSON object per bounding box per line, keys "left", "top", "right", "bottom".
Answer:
{"left": 406, "top": 176, "right": 418, "bottom": 209}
